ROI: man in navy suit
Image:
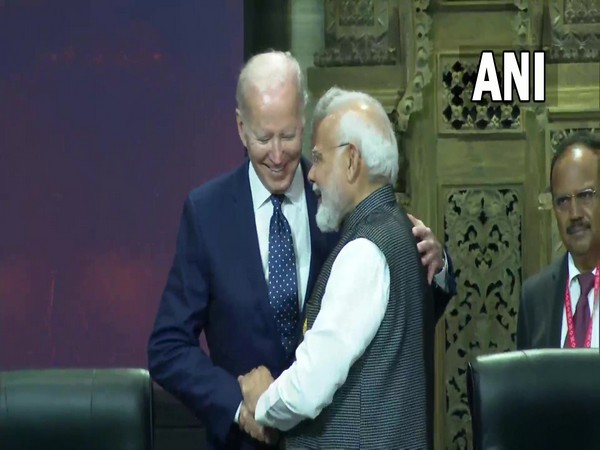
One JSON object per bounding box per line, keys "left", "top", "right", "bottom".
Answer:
{"left": 148, "top": 51, "right": 455, "bottom": 449}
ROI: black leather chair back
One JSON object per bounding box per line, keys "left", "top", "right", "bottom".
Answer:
{"left": 467, "top": 349, "right": 600, "bottom": 450}
{"left": 0, "top": 368, "right": 153, "bottom": 450}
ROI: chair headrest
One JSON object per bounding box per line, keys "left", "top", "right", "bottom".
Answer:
{"left": 467, "top": 349, "right": 600, "bottom": 450}
{"left": 0, "top": 368, "right": 153, "bottom": 450}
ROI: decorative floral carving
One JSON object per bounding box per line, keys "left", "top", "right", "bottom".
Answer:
{"left": 396, "top": 0, "right": 433, "bottom": 131}
{"left": 547, "top": 0, "right": 600, "bottom": 62}
{"left": 440, "top": 60, "right": 521, "bottom": 131}
{"left": 315, "top": 0, "right": 394, "bottom": 67}
{"left": 314, "top": 36, "right": 397, "bottom": 67}
{"left": 564, "top": 0, "right": 600, "bottom": 24}
{"left": 444, "top": 188, "right": 522, "bottom": 450}
{"left": 387, "top": 109, "right": 409, "bottom": 196}
{"left": 338, "top": 0, "right": 376, "bottom": 26}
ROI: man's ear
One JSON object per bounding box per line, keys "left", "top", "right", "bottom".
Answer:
{"left": 236, "top": 108, "right": 248, "bottom": 148}
{"left": 346, "top": 144, "right": 361, "bottom": 182}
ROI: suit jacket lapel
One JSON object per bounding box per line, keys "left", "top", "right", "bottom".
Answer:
{"left": 548, "top": 255, "right": 568, "bottom": 348}
{"left": 231, "top": 160, "right": 281, "bottom": 342}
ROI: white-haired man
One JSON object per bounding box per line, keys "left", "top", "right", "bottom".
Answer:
{"left": 238, "top": 89, "right": 435, "bottom": 449}
{"left": 149, "top": 52, "right": 447, "bottom": 450}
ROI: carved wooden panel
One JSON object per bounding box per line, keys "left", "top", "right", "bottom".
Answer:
{"left": 546, "top": 0, "right": 600, "bottom": 62}
{"left": 437, "top": 55, "right": 523, "bottom": 134}
{"left": 443, "top": 187, "right": 522, "bottom": 450}
{"left": 309, "top": 0, "right": 433, "bottom": 133}
{"left": 438, "top": 0, "right": 515, "bottom": 7}
{"left": 316, "top": 0, "right": 396, "bottom": 66}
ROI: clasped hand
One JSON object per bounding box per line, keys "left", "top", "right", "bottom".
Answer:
{"left": 237, "top": 366, "right": 278, "bottom": 445}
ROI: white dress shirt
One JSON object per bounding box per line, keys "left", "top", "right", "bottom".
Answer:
{"left": 248, "top": 162, "right": 311, "bottom": 307}
{"left": 560, "top": 253, "right": 599, "bottom": 348}
{"left": 255, "top": 238, "right": 390, "bottom": 431}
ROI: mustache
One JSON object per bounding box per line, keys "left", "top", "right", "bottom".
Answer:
{"left": 312, "top": 184, "right": 321, "bottom": 197}
{"left": 567, "top": 221, "right": 590, "bottom": 235}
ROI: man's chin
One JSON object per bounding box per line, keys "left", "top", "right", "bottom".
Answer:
{"left": 262, "top": 172, "right": 294, "bottom": 194}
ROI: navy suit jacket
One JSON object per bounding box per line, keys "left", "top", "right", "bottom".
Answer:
{"left": 148, "top": 158, "right": 337, "bottom": 449}
{"left": 148, "top": 157, "right": 456, "bottom": 449}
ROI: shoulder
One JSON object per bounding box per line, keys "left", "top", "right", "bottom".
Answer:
{"left": 187, "top": 161, "right": 247, "bottom": 208}
{"left": 357, "top": 205, "right": 413, "bottom": 246}
{"left": 522, "top": 256, "right": 565, "bottom": 299}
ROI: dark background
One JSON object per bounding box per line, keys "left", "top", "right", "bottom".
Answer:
{"left": 0, "top": 0, "right": 245, "bottom": 370}
{"left": 0, "top": 0, "right": 292, "bottom": 371}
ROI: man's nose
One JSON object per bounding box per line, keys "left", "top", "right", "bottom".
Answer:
{"left": 567, "top": 196, "right": 583, "bottom": 218}
{"left": 270, "top": 140, "right": 284, "bottom": 165}
{"left": 307, "top": 165, "right": 315, "bottom": 183}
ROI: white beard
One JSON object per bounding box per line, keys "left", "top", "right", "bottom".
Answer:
{"left": 314, "top": 179, "right": 346, "bottom": 233}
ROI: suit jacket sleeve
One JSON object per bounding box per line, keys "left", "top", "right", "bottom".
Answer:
{"left": 148, "top": 196, "right": 242, "bottom": 444}
{"left": 433, "top": 249, "right": 457, "bottom": 323}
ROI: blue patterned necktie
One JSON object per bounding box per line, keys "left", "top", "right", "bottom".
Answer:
{"left": 268, "top": 194, "right": 299, "bottom": 355}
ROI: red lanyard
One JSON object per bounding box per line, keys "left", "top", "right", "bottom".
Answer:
{"left": 564, "top": 266, "right": 600, "bottom": 348}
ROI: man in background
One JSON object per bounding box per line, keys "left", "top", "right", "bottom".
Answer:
{"left": 517, "top": 131, "right": 600, "bottom": 349}
{"left": 238, "top": 89, "right": 435, "bottom": 449}
{"left": 148, "top": 51, "right": 454, "bottom": 449}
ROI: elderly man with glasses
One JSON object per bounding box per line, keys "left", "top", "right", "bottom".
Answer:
{"left": 517, "top": 130, "right": 600, "bottom": 350}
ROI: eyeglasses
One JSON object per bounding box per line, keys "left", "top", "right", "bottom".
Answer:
{"left": 310, "top": 142, "right": 350, "bottom": 165}
{"left": 553, "top": 188, "right": 597, "bottom": 211}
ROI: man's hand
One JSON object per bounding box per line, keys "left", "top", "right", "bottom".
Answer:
{"left": 238, "top": 366, "right": 274, "bottom": 413}
{"left": 407, "top": 213, "right": 444, "bottom": 284}
{"left": 238, "top": 402, "right": 279, "bottom": 445}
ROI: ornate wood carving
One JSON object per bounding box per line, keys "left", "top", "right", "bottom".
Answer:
{"left": 439, "top": 0, "right": 515, "bottom": 9}
{"left": 396, "top": 0, "right": 433, "bottom": 132}
{"left": 309, "top": 0, "right": 433, "bottom": 133}
{"left": 437, "top": 55, "right": 522, "bottom": 134}
{"left": 546, "top": 0, "right": 600, "bottom": 62}
{"left": 443, "top": 187, "right": 522, "bottom": 449}
{"left": 315, "top": 0, "right": 395, "bottom": 66}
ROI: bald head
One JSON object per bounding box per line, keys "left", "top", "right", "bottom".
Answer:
{"left": 550, "top": 130, "right": 600, "bottom": 191}
{"left": 236, "top": 51, "right": 307, "bottom": 121}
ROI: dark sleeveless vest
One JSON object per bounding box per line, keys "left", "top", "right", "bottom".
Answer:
{"left": 284, "top": 185, "right": 433, "bottom": 450}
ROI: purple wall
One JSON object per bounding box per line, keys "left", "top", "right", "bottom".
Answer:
{"left": 0, "top": 0, "right": 243, "bottom": 370}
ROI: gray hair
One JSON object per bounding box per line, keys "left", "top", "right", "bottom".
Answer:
{"left": 322, "top": 89, "right": 399, "bottom": 185}
{"left": 236, "top": 51, "right": 308, "bottom": 121}
{"left": 312, "top": 86, "right": 346, "bottom": 130}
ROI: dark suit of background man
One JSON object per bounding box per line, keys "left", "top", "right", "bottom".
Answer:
{"left": 147, "top": 51, "right": 456, "bottom": 450}
{"left": 517, "top": 131, "right": 600, "bottom": 350}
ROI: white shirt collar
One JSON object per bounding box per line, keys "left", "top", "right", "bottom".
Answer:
{"left": 567, "top": 252, "right": 598, "bottom": 286}
{"left": 248, "top": 160, "right": 305, "bottom": 211}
